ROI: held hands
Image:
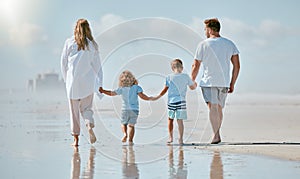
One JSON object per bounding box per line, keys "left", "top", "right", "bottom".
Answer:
{"left": 150, "top": 95, "right": 162, "bottom": 101}
{"left": 189, "top": 81, "right": 197, "bottom": 90}
{"left": 228, "top": 83, "right": 234, "bottom": 93}
{"left": 99, "top": 87, "right": 104, "bottom": 93}
{"left": 193, "top": 81, "right": 197, "bottom": 89}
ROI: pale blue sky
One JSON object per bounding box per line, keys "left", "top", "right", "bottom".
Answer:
{"left": 0, "top": 0, "right": 300, "bottom": 94}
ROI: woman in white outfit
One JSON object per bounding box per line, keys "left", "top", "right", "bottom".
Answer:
{"left": 61, "top": 19, "right": 103, "bottom": 146}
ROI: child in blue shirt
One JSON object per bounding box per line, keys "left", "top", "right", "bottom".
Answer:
{"left": 154, "top": 59, "right": 197, "bottom": 145}
{"left": 99, "top": 70, "right": 155, "bottom": 145}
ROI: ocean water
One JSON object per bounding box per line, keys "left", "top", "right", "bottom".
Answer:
{"left": 0, "top": 89, "right": 300, "bottom": 179}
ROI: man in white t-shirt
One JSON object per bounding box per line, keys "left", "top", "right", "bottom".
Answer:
{"left": 191, "top": 18, "right": 240, "bottom": 144}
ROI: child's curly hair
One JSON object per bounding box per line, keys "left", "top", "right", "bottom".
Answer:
{"left": 119, "top": 70, "right": 138, "bottom": 87}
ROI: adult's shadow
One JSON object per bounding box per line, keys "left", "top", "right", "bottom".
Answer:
{"left": 210, "top": 151, "right": 224, "bottom": 179}
{"left": 71, "top": 146, "right": 96, "bottom": 179}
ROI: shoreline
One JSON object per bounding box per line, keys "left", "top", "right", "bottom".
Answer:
{"left": 195, "top": 144, "right": 300, "bottom": 162}
{"left": 95, "top": 92, "right": 300, "bottom": 163}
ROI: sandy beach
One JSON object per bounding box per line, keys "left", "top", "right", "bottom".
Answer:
{"left": 0, "top": 89, "right": 300, "bottom": 178}
{"left": 186, "top": 92, "right": 300, "bottom": 162}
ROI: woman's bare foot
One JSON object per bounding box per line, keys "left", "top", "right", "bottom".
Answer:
{"left": 122, "top": 135, "right": 127, "bottom": 142}
{"left": 88, "top": 128, "right": 97, "bottom": 144}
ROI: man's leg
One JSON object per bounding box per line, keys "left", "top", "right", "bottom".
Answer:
{"left": 208, "top": 103, "right": 223, "bottom": 144}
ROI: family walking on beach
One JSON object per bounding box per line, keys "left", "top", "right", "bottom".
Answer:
{"left": 61, "top": 18, "right": 240, "bottom": 146}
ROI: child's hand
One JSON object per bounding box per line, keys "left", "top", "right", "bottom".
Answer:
{"left": 190, "top": 81, "right": 197, "bottom": 90}
{"left": 151, "top": 95, "right": 161, "bottom": 101}
{"left": 99, "top": 87, "right": 103, "bottom": 93}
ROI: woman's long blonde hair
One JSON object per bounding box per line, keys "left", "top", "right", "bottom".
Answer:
{"left": 119, "top": 70, "right": 138, "bottom": 87}
{"left": 74, "top": 19, "right": 98, "bottom": 51}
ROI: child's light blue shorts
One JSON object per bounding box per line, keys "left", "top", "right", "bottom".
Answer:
{"left": 167, "top": 101, "right": 187, "bottom": 120}
{"left": 168, "top": 109, "right": 187, "bottom": 120}
{"left": 121, "top": 110, "right": 139, "bottom": 125}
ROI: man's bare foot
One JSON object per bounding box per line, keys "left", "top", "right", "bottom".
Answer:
{"left": 122, "top": 135, "right": 127, "bottom": 142}
{"left": 88, "top": 128, "right": 97, "bottom": 144}
{"left": 211, "top": 133, "right": 221, "bottom": 144}
{"left": 128, "top": 141, "right": 134, "bottom": 146}
{"left": 211, "top": 139, "right": 221, "bottom": 144}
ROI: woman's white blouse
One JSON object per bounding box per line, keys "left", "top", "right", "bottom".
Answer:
{"left": 61, "top": 37, "right": 103, "bottom": 99}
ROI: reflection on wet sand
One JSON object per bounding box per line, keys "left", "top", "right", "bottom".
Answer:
{"left": 168, "top": 146, "right": 188, "bottom": 178}
{"left": 122, "top": 146, "right": 139, "bottom": 179}
{"left": 71, "top": 146, "right": 96, "bottom": 179}
{"left": 210, "top": 151, "right": 223, "bottom": 179}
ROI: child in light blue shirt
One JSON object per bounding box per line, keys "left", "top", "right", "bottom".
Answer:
{"left": 154, "top": 59, "right": 197, "bottom": 145}
{"left": 100, "top": 70, "right": 155, "bottom": 145}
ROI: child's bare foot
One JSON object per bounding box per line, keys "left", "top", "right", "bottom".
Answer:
{"left": 122, "top": 135, "right": 127, "bottom": 142}
{"left": 72, "top": 135, "right": 79, "bottom": 146}
{"left": 72, "top": 141, "right": 79, "bottom": 146}
{"left": 178, "top": 138, "right": 184, "bottom": 145}
{"left": 166, "top": 138, "right": 173, "bottom": 145}
{"left": 128, "top": 141, "right": 134, "bottom": 146}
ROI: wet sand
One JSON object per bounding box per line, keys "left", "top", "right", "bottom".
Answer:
{"left": 0, "top": 90, "right": 300, "bottom": 178}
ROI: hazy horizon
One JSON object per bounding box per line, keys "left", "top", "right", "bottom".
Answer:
{"left": 1, "top": 0, "right": 300, "bottom": 94}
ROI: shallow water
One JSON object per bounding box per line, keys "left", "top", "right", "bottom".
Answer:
{"left": 0, "top": 90, "right": 300, "bottom": 179}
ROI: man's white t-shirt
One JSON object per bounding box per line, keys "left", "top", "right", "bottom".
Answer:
{"left": 194, "top": 37, "right": 239, "bottom": 87}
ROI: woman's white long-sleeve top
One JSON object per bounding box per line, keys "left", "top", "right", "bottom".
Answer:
{"left": 61, "top": 37, "right": 103, "bottom": 99}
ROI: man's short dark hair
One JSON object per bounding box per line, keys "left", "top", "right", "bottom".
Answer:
{"left": 204, "top": 18, "right": 221, "bottom": 32}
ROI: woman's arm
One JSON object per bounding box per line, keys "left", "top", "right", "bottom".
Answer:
{"left": 92, "top": 51, "right": 103, "bottom": 88}
{"left": 99, "top": 87, "right": 117, "bottom": 96}
{"left": 60, "top": 40, "right": 69, "bottom": 82}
